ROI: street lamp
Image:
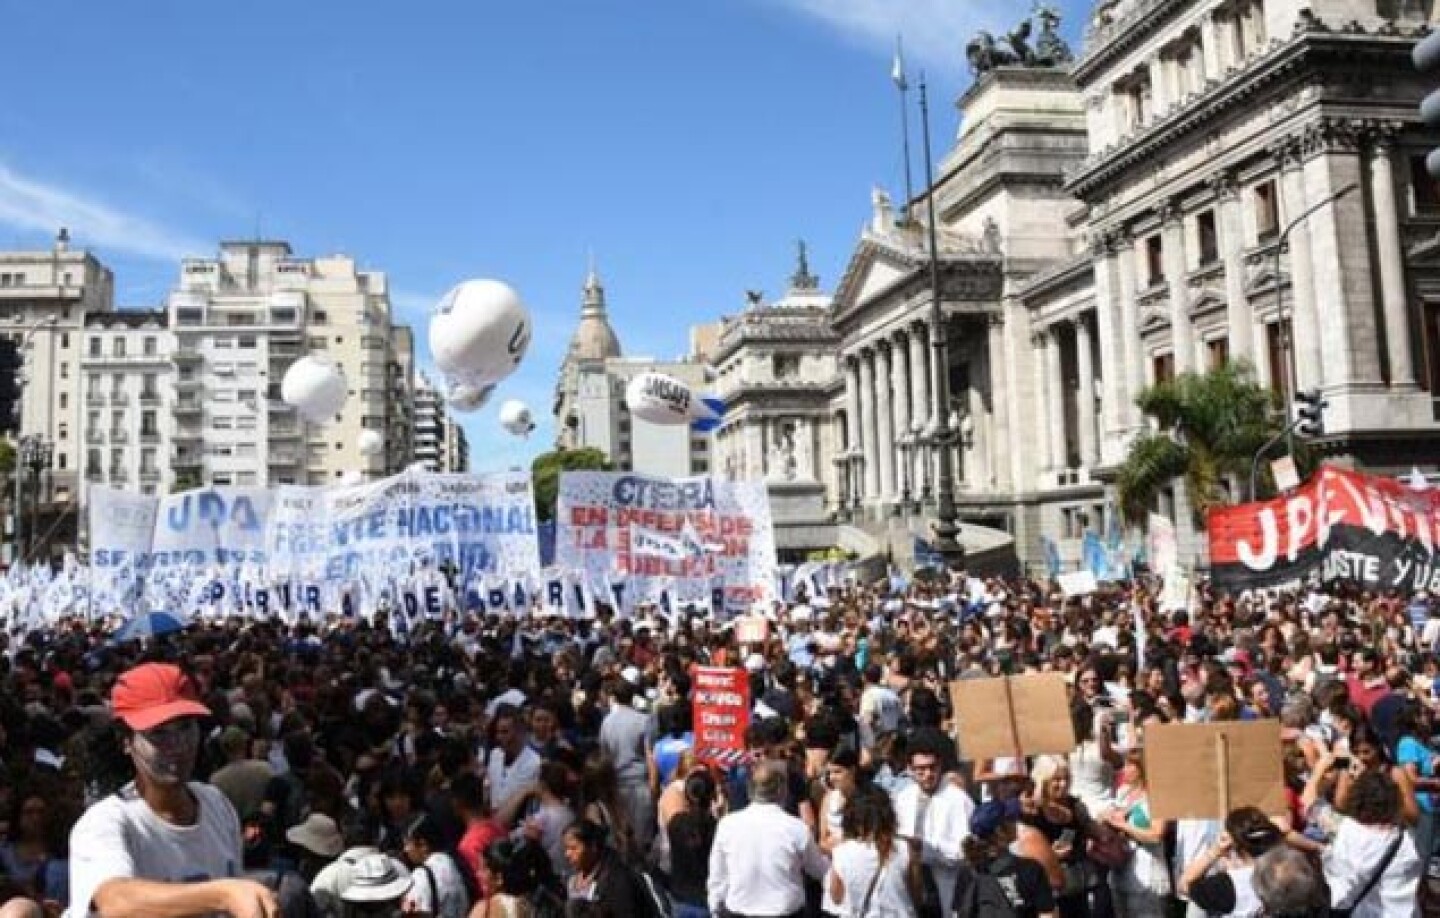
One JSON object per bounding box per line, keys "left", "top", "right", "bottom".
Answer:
{"left": 10, "top": 315, "right": 57, "bottom": 565}
{"left": 1275, "top": 183, "right": 1357, "bottom": 455}
{"left": 897, "top": 430, "right": 914, "bottom": 507}
{"left": 918, "top": 73, "right": 964, "bottom": 566}
{"left": 16, "top": 436, "right": 53, "bottom": 563}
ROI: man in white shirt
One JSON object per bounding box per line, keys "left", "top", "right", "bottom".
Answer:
{"left": 483, "top": 707, "right": 541, "bottom": 814}
{"left": 708, "top": 760, "right": 829, "bottom": 918}
{"left": 890, "top": 731, "right": 974, "bottom": 918}
{"left": 66, "top": 662, "right": 279, "bottom": 918}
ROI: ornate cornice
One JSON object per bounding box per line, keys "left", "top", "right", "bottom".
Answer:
{"left": 1065, "top": 24, "right": 1425, "bottom": 199}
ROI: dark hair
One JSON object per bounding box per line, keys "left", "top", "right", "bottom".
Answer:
{"left": 450, "top": 771, "right": 485, "bottom": 814}
{"left": 1349, "top": 724, "right": 1392, "bottom": 766}
{"left": 404, "top": 812, "right": 446, "bottom": 850}
{"left": 482, "top": 837, "right": 554, "bottom": 897}
{"left": 840, "top": 787, "right": 898, "bottom": 861}
{"left": 1345, "top": 769, "right": 1402, "bottom": 825}
{"left": 1225, "top": 807, "right": 1283, "bottom": 858}
{"left": 610, "top": 680, "right": 635, "bottom": 706}
{"left": 563, "top": 818, "right": 610, "bottom": 851}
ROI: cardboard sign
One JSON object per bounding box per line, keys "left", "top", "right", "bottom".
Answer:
{"left": 735, "top": 616, "right": 769, "bottom": 646}
{"left": 693, "top": 666, "right": 750, "bottom": 753}
{"left": 950, "top": 673, "right": 1075, "bottom": 761}
{"left": 1145, "top": 720, "right": 1285, "bottom": 821}
{"left": 1058, "top": 571, "right": 1098, "bottom": 597}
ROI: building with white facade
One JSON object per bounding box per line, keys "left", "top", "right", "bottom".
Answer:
{"left": 554, "top": 269, "right": 714, "bottom": 475}
{"left": 414, "top": 373, "right": 445, "bottom": 471}
{"left": 444, "top": 419, "right": 470, "bottom": 473}
{"left": 80, "top": 310, "right": 175, "bottom": 500}
{"left": 0, "top": 230, "right": 115, "bottom": 505}
{"left": 166, "top": 241, "right": 414, "bottom": 488}
{"left": 818, "top": 0, "right": 1440, "bottom": 570}
{"left": 711, "top": 245, "right": 844, "bottom": 556}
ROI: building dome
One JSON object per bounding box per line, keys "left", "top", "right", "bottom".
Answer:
{"left": 568, "top": 266, "right": 622, "bottom": 360}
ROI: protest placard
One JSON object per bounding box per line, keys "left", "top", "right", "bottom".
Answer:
{"left": 1058, "top": 571, "right": 1097, "bottom": 597}
{"left": 692, "top": 666, "right": 750, "bottom": 756}
{"left": 1144, "top": 720, "right": 1285, "bottom": 821}
{"left": 950, "top": 673, "right": 1075, "bottom": 761}
{"left": 735, "top": 616, "right": 769, "bottom": 645}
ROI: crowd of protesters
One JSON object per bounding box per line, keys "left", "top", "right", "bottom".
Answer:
{"left": 0, "top": 570, "right": 1437, "bottom": 916}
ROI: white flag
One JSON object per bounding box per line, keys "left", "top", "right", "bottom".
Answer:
{"left": 891, "top": 37, "right": 908, "bottom": 90}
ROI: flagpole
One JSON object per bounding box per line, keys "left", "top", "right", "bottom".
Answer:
{"left": 892, "top": 37, "right": 915, "bottom": 223}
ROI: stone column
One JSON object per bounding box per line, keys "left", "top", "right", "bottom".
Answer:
{"left": 891, "top": 329, "right": 912, "bottom": 493}
{"left": 1278, "top": 141, "right": 1321, "bottom": 391}
{"left": 1046, "top": 326, "right": 1067, "bottom": 472}
{"left": 858, "top": 349, "right": 879, "bottom": 500}
{"left": 875, "top": 342, "right": 897, "bottom": 504}
{"left": 1369, "top": 123, "right": 1417, "bottom": 388}
{"left": 1031, "top": 329, "right": 1053, "bottom": 481}
{"left": 910, "top": 320, "right": 933, "bottom": 498}
{"left": 1161, "top": 201, "right": 1196, "bottom": 372}
{"left": 844, "top": 356, "right": 862, "bottom": 456}
{"left": 1201, "top": 16, "right": 1222, "bottom": 83}
{"left": 987, "top": 314, "right": 1011, "bottom": 492}
{"left": 1090, "top": 233, "right": 1124, "bottom": 459}
{"left": 1116, "top": 231, "right": 1145, "bottom": 431}
{"left": 1076, "top": 314, "right": 1100, "bottom": 467}
{"left": 1211, "top": 170, "right": 1254, "bottom": 363}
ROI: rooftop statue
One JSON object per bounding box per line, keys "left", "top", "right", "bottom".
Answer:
{"left": 967, "top": 4, "right": 1073, "bottom": 75}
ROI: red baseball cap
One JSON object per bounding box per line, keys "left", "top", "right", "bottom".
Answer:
{"left": 112, "top": 663, "right": 210, "bottom": 731}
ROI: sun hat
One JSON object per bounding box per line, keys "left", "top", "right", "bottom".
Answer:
{"left": 341, "top": 853, "right": 412, "bottom": 903}
{"left": 286, "top": 813, "right": 345, "bottom": 858}
{"left": 111, "top": 663, "right": 210, "bottom": 731}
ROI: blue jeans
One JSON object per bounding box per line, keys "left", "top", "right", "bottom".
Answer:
{"left": 674, "top": 904, "right": 710, "bottom": 918}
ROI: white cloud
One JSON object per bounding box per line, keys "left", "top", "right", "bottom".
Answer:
{"left": 770, "top": 0, "right": 990, "bottom": 74}
{"left": 0, "top": 161, "right": 209, "bottom": 262}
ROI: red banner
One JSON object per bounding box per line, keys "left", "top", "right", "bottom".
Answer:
{"left": 692, "top": 666, "right": 750, "bottom": 755}
{"left": 1208, "top": 465, "right": 1440, "bottom": 592}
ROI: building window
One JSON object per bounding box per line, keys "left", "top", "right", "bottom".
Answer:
{"left": 86, "top": 449, "right": 100, "bottom": 474}
{"left": 113, "top": 338, "right": 125, "bottom": 358}
{"left": 56, "top": 452, "right": 66, "bottom": 470}
{"left": 1422, "top": 303, "right": 1440, "bottom": 397}
{"left": 1254, "top": 181, "right": 1279, "bottom": 241}
{"left": 238, "top": 335, "right": 256, "bottom": 348}
{"left": 312, "top": 310, "right": 328, "bottom": 324}
{"left": 1412, "top": 156, "right": 1440, "bottom": 214}
{"left": 59, "top": 393, "right": 67, "bottom": 410}
{"left": 1266, "top": 320, "right": 1293, "bottom": 400}
{"left": 59, "top": 363, "right": 68, "bottom": 379}
{"left": 60, "top": 332, "right": 69, "bottom": 349}
{"left": 88, "top": 337, "right": 100, "bottom": 357}
{"left": 144, "top": 336, "right": 157, "bottom": 356}
{"left": 1145, "top": 235, "right": 1165, "bottom": 286}
{"left": 213, "top": 337, "right": 233, "bottom": 349}
{"left": 773, "top": 355, "right": 801, "bottom": 379}
{"left": 141, "top": 449, "right": 157, "bottom": 474}
{"left": 1152, "top": 352, "right": 1175, "bottom": 384}
{"left": 307, "top": 336, "right": 327, "bottom": 349}
{"left": 57, "top": 422, "right": 68, "bottom": 441}
{"left": 141, "top": 411, "right": 158, "bottom": 435}
{"left": 1206, "top": 337, "right": 1230, "bottom": 370}
{"left": 1196, "top": 210, "right": 1219, "bottom": 266}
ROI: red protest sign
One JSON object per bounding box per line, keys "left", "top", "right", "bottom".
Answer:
{"left": 692, "top": 666, "right": 750, "bottom": 755}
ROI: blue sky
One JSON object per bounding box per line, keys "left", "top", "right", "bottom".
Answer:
{"left": 0, "top": 0, "right": 1084, "bottom": 473}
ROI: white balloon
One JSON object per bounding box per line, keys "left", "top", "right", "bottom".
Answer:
{"left": 446, "top": 378, "right": 494, "bottom": 413}
{"left": 623, "top": 371, "right": 724, "bottom": 428}
{"left": 429, "top": 279, "right": 531, "bottom": 384}
{"left": 339, "top": 469, "right": 364, "bottom": 487}
{"left": 357, "top": 429, "right": 385, "bottom": 457}
{"left": 499, "top": 399, "right": 535, "bottom": 437}
{"left": 280, "top": 356, "right": 348, "bottom": 424}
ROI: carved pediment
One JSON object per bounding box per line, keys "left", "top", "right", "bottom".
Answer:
{"left": 1189, "top": 288, "right": 1227, "bottom": 319}
{"left": 831, "top": 237, "right": 922, "bottom": 318}
{"left": 1139, "top": 304, "right": 1169, "bottom": 333}
{"left": 1245, "top": 265, "right": 1287, "bottom": 296}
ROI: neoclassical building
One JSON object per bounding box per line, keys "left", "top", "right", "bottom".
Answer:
{"left": 824, "top": 0, "right": 1440, "bottom": 569}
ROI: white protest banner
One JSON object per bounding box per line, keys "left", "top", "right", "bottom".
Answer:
{"left": 1058, "top": 570, "right": 1098, "bottom": 598}
{"left": 88, "top": 486, "right": 161, "bottom": 615}
{"left": 557, "top": 472, "right": 777, "bottom": 615}
{"left": 1148, "top": 513, "right": 1177, "bottom": 575}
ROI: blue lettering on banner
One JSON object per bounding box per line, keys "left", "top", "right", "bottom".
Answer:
{"left": 546, "top": 579, "right": 563, "bottom": 607}
{"left": 341, "top": 590, "right": 355, "bottom": 617}
{"left": 424, "top": 585, "right": 441, "bottom": 617}
{"left": 403, "top": 592, "right": 420, "bottom": 618}
{"left": 487, "top": 587, "right": 507, "bottom": 610}
{"left": 304, "top": 584, "right": 321, "bottom": 612}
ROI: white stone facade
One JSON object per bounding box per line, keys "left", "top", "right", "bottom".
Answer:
{"left": 79, "top": 311, "right": 176, "bottom": 501}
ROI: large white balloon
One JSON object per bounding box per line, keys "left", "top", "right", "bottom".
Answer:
{"left": 281, "top": 356, "right": 348, "bottom": 424}
{"left": 339, "top": 469, "right": 364, "bottom": 487}
{"left": 446, "top": 378, "right": 494, "bottom": 414}
{"left": 357, "top": 429, "right": 384, "bottom": 457}
{"left": 429, "top": 279, "right": 532, "bottom": 384}
{"left": 499, "top": 400, "right": 535, "bottom": 437}
{"left": 624, "top": 372, "right": 723, "bottom": 429}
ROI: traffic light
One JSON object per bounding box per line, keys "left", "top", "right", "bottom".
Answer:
{"left": 0, "top": 337, "right": 20, "bottom": 435}
{"left": 1294, "top": 388, "right": 1326, "bottom": 438}
{"left": 1414, "top": 31, "right": 1440, "bottom": 177}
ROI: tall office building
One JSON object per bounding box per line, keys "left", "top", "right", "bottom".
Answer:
{"left": 80, "top": 310, "right": 175, "bottom": 500}
{"left": 412, "top": 372, "right": 472, "bottom": 473}
{"left": 165, "top": 240, "right": 414, "bottom": 487}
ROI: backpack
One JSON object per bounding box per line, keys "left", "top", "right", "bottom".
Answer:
{"left": 630, "top": 864, "right": 674, "bottom": 918}
{"left": 954, "top": 863, "right": 1020, "bottom": 918}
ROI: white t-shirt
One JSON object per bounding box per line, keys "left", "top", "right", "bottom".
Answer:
{"left": 66, "top": 781, "right": 242, "bottom": 918}
{"left": 485, "top": 745, "right": 541, "bottom": 811}
{"left": 404, "top": 851, "right": 471, "bottom": 918}
{"left": 829, "top": 840, "right": 914, "bottom": 918}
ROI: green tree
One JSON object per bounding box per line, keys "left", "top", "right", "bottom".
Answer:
{"left": 1116, "top": 361, "right": 1281, "bottom": 530}
{"left": 170, "top": 470, "right": 203, "bottom": 493}
{"left": 531, "top": 447, "right": 612, "bottom": 523}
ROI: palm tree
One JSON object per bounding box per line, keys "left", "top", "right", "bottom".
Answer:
{"left": 1115, "top": 361, "right": 1279, "bottom": 530}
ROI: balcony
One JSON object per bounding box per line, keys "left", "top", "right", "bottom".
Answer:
{"left": 269, "top": 450, "right": 302, "bottom": 466}
{"left": 172, "top": 429, "right": 201, "bottom": 444}
{"left": 109, "top": 430, "right": 128, "bottom": 444}
{"left": 139, "top": 391, "right": 161, "bottom": 405}
{"left": 173, "top": 350, "right": 201, "bottom": 364}
{"left": 140, "top": 469, "right": 160, "bottom": 483}
{"left": 85, "top": 392, "right": 105, "bottom": 406}
{"left": 174, "top": 399, "right": 202, "bottom": 416}
{"left": 176, "top": 379, "right": 202, "bottom": 394}
{"left": 110, "top": 392, "right": 128, "bottom": 405}
{"left": 107, "top": 468, "right": 127, "bottom": 483}
{"left": 85, "top": 429, "right": 104, "bottom": 444}
{"left": 173, "top": 454, "right": 201, "bottom": 470}
{"left": 84, "top": 467, "right": 102, "bottom": 482}
{"left": 140, "top": 431, "right": 160, "bottom": 445}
